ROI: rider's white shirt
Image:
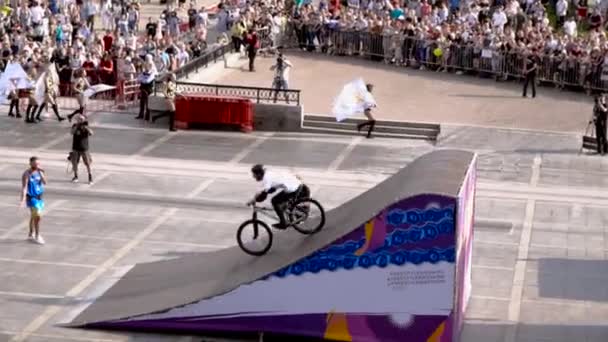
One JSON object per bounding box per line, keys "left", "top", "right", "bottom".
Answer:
{"left": 262, "top": 170, "right": 301, "bottom": 193}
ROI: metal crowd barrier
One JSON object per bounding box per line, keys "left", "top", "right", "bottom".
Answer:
{"left": 283, "top": 28, "right": 608, "bottom": 93}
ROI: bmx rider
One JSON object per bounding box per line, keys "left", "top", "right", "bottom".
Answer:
{"left": 247, "top": 164, "right": 310, "bottom": 229}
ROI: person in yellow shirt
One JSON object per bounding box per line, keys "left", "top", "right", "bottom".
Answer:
{"left": 231, "top": 18, "right": 247, "bottom": 53}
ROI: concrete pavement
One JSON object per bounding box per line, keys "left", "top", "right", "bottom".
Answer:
{"left": 0, "top": 109, "right": 607, "bottom": 341}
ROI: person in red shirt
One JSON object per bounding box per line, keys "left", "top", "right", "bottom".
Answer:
{"left": 81, "top": 54, "right": 97, "bottom": 84}
{"left": 99, "top": 53, "right": 114, "bottom": 84}
{"left": 244, "top": 28, "right": 259, "bottom": 72}
{"left": 102, "top": 30, "right": 114, "bottom": 52}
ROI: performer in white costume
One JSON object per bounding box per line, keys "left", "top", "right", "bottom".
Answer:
{"left": 34, "top": 60, "right": 66, "bottom": 122}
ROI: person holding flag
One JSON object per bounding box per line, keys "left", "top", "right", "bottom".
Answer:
{"left": 332, "top": 78, "right": 378, "bottom": 139}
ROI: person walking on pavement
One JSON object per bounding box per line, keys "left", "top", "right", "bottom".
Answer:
{"left": 522, "top": 50, "right": 538, "bottom": 98}
{"left": 7, "top": 78, "right": 21, "bottom": 118}
{"left": 35, "top": 61, "right": 66, "bottom": 122}
{"left": 20, "top": 156, "right": 47, "bottom": 245}
{"left": 594, "top": 94, "right": 608, "bottom": 155}
{"left": 244, "top": 27, "right": 259, "bottom": 72}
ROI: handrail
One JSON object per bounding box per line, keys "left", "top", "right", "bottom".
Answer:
{"left": 153, "top": 41, "right": 301, "bottom": 105}
{"left": 175, "top": 81, "right": 301, "bottom": 105}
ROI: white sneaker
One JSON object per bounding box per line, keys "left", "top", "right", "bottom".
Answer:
{"left": 27, "top": 235, "right": 35, "bottom": 242}
{"left": 34, "top": 235, "right": 45, "bottom": 245}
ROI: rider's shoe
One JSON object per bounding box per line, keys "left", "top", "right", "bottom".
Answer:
{"left": 272, "top": 223, "right": 288, "bottom": 230}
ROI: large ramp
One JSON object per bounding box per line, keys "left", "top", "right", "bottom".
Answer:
{"left": 68, "top": 149, "right": 476, "bottom": 342}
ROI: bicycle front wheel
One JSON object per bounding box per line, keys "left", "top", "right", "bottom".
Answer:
{"left": 237, "top": 219, "right": 273, "bottom": 256}
{"left": 289, "top": 198, "right": 326, "bottom": 235}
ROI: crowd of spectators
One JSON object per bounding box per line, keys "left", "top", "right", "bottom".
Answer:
{"left": 214, "top": 0, "right": 608, "bottom": 92}
{"left": 0, "top": 0, "right": 212, "bottom": 96}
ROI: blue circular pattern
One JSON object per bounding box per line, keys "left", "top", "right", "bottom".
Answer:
{"left": 271, "top": 247, "right": 455, "bottom": 278}
{"left": 386, "top": 207, "right": 454, "bottom": 227}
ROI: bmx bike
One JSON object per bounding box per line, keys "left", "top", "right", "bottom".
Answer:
{"left": 237, "top": 196, "right": 326, "bottom": 256}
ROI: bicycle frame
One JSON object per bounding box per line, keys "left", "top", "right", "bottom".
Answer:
{"left": 251, "top": 205, "right": 279, "bottom": 223}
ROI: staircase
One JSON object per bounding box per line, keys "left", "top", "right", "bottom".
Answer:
{"left": 302, "top": 115, "right": 441, "bottom": 141}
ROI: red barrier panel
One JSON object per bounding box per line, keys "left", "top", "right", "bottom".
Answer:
{"left": 175, "top": 93, "right": 253, "bottom": 132}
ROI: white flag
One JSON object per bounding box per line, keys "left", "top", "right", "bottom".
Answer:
{"left": 332, "top": 78, "right": 377, "bottom": 122}
{"left": 84, "top": 84, "right": 116, "bottom": 98}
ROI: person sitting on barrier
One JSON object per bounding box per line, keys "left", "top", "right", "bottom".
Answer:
{"left": 247, "top": 164, "right": 310, "bottom": 229}
{"left": 151, "top": 73, "right": 177, "bottom": 131}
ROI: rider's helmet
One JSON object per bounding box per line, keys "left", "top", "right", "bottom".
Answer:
{"left": 251, "top": 164, "right": 265, "bottom": 181}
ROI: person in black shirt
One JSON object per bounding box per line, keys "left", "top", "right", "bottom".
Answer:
{"left": 145, "top": 17, "right": 157, "bottom": 38}
{"left": 187, "top": 5, "right": 198, "bottom": 31}
{"left": 522, "top": 50, "right": 538, "bottom": 98}
{"left": 69, "top": 114, "right": 94, "bottom": 184}
{"left": 594, "top": 94, "right": 608, "bottom": 155}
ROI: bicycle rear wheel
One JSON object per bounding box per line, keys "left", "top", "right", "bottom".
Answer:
{"left": 289, "top": 198, "right": 326, "bottom": 235}
{"left": 237, "top": 219, "right": 273, "bottom": 256}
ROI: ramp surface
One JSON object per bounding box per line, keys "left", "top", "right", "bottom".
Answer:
{"left": 69, "top": 149, "right": 473, "bottom": 326}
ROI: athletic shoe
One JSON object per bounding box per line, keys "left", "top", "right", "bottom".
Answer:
{"left": 71, "top": 176, "right": 79, "bottom": 183}
{"left": 272, "top": 223, "right": 288, "bottom": 230}
{"left": 34, "top": 235, "right": 45, "bottom": 245}
{"left": 88, "top": 174, "right": 93, "bottom": 185}
{"left": 27, "top": 235, "right": 35, "bottom": 242}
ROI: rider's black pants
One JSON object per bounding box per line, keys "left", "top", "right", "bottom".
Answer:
{"left": 271, "top": 185, "right": 310, "bottom": 225}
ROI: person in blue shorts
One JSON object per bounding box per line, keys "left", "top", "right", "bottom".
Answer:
{"left": 20, "top": 156, "right": 47, "bottom": 245}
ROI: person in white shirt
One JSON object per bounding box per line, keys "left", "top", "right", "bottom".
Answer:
{"left": 491, "top": 6, "right": 507, "bottom": 33}
{"left": 248, "top": 164, "right": 310, "bottom": 229}
{"left": 270, "top": 53, "right": 292, "bottom": 103}
{"left": 563, "top": 17, "right": 577, "bottom": 38}
{"left": 30, "top": 2, "right": 44, "bottom": 25}
{"left": 556, "top": 0, "right": 568, "bottom": 27}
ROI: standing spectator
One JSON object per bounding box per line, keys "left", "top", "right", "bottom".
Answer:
{"left": 522, "top": 50, "right": 538, "bottom": 99}
{"left": 20, "top": 156, "right": 47, "bottom": 245}
{"left": 99, "top": 52, "right": 114, "bottom": 84}
{"left": 187, "top": 3, "right": 198, "bottom": 31}
{"left": 594, "top": 94, "right": 608, "bottom": 155}
{"left": 244, "top": 27, "right": 259, "bottom": 72}
{"left": 556, "top": 0, "right": 568, "bottom": 27}
{"left": 136, "top": 55, "right": 157, "bottom": 120}
{"left": 564, "top": 16, "right": 577, "bottom": 38}
{"left": 146, "top": 17, "right": 158, "bottom": 38}
{"left": 102, "top": 29, "right": 113, "bottom": 52}
{"left": 589, "top": 7, "right": 603, "bottom": 31}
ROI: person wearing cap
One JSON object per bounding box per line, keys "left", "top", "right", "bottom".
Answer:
{"left": 247, "top": 164, "right": 310, "bottom": 229}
